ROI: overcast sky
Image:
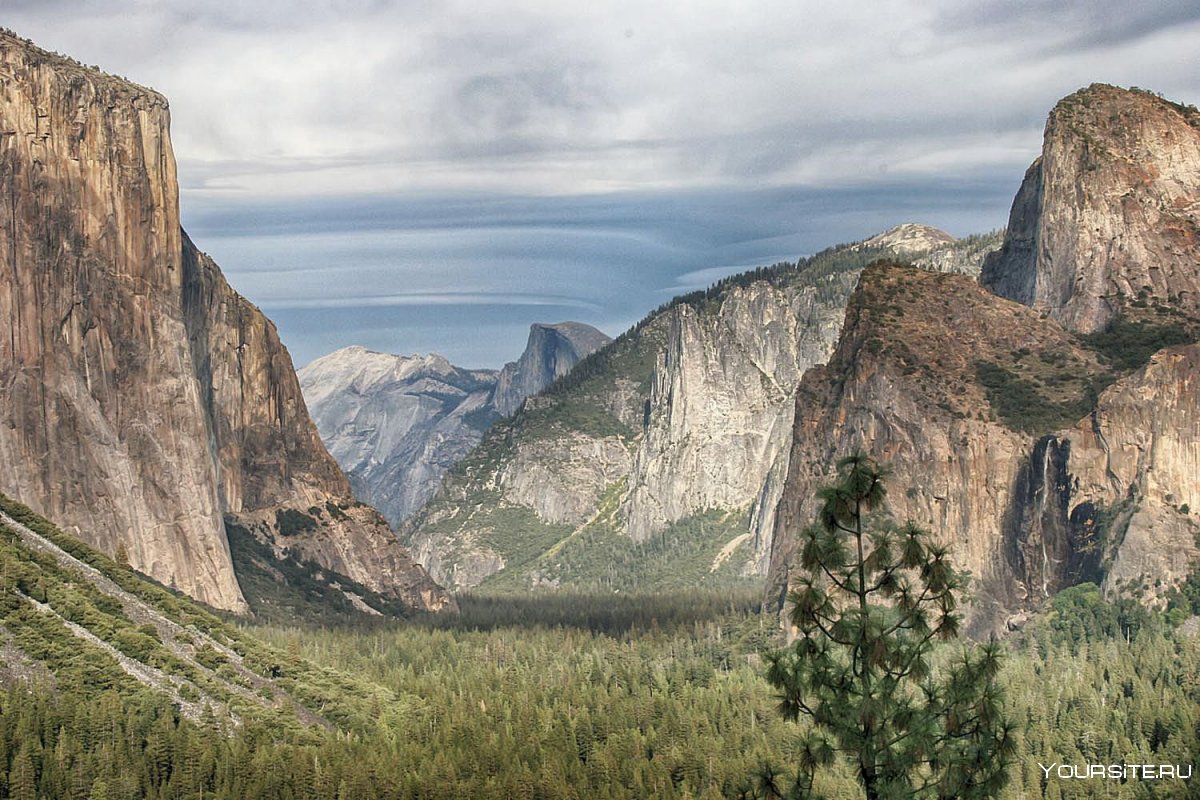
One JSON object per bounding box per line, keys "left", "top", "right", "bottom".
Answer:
{"left": 7, "top": 2, "right": 1199, "bottom": 367}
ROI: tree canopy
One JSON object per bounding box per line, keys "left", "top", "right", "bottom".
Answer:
{"left": 760, "top": 454, "right": 1014, "bottom": 799}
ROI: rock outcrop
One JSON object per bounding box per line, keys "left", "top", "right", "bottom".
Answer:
{"left": 620, "top": 281, "right": 836, "bottom": 562}
{"left": 493, "top": 322, "right": 612, "bottom": 416}
{"left": 298, "top": 321, "right": 609, "bottom": 527}
{"left": 769, "top": 85, "right": 1200, "bottom": 634}
{"left": 1051, "top": 344, "right": 1200, "bottom": 607}
{"left": 764, "top": 265, "right": 1117, "bottom": 633}
{"left": 766, "top": 263, "right": 1200, "bottom": 634}
{"left": 0, "top": 31, "right": 451, "bottom": 613}
{"left": 981, "top": 85, "right": 1200, "bottom": 333}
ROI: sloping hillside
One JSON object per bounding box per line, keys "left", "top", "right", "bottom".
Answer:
{"left": 0, "top": 493, "right": 416, "bottom": 733}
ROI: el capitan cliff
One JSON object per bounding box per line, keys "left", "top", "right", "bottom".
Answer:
{"left": 0, "top": 30, "right": 451, "bottom": 614}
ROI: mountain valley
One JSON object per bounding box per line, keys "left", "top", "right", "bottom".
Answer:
{"left": 1, "top": 20, "right": 1199, "bottom": 800}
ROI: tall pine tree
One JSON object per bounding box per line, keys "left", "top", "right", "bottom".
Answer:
{"left": 760, "top": 454, "right": 1014, "bottom": 799}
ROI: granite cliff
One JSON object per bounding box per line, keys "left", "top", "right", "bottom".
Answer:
{"left": 762, "top": 265, "right": 1142, "bottom": 633}
{"left": 0, "top": 31, "right": 450, "bottom": 614}
{"left": 768, "top": 85, "right": 1200, "bottom": 633}
{"left": 493, "top": 322, "right": 613, "bottom": 417}
{"left": 981, "top": 85, "right": 1200, "bottom": 332}
{"left": 298, "top": 322, "right": 609, "bottom": 527}
{"left": 403, "top": 229, "right": 999, "bottom": 592}
{"left": 765, "top": 268, "right": 1200, "bottom": 634}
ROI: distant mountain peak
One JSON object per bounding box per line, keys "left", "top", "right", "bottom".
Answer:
{"left": 492, "top": 322, "right": 612, "bottom": 417}
{"left": 859, "top": 224, "right": 957, "bottom": 255}
{"left": 300, "top": 321, "right": 609, "bottom": 525}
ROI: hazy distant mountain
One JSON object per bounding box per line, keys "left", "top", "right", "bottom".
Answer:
{"left": 493, "top": 323, "right": 615, "bottom": 416}
{"left": 299, "top": 323, "right": 610, "bottom": 526}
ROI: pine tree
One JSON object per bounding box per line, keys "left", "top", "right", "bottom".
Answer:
{"left": 8, "top": 746, "right": 37, "bottom": 800}
{"left": 760, "top": 454, "right": 1014, "bottom": 799}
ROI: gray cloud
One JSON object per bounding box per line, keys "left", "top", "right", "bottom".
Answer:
{"left": 5, "top": 2, "right": 1197, "bottom": 365}
{"left": 937, "top": 0, "right": 1200, "bottom": 51}
{"left": 15, "top": 0, "right": 1196, "bottom": 196}
{"left": 182, "top": 179, "right": 1017, "bottom": 366}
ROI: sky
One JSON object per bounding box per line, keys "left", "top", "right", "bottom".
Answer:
{"left": 6, "top": 1, "right": 1199, "bottom": 368}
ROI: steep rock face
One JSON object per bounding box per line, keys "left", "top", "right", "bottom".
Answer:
{"left": 1057, "top": 345, "right": 1200, "bottom": 605}
{"left": 181, "top": 241, "right": 351, "bottom": 514}
{"left": 492, "top": 322, "right": 611, "bottom": 416}
{"left": 767, "top": 303, "right": 1200, "bottom": 632}
{"left": 181, "top": 245, "right": 451, "bottom": 611}
{"left": 627, "top": 230, "right": 1001, "bottom": 572}
{"left": 0, "top": 34, "right": 243, "bottom": 612}
{"left": 299, "top": 347, "right": 499, "bottom": 525}
{"left": 404, "top": 229, "right": 1000, "bottom": 592}
{"left": 0, "top": 32, "right": 450, "bottom": 613}
{"left": 982, "top": 85, "right": 1200, "bottom": 332}
{"left": 770, "top": 86, "right": 1200, "bottom": 634}
{"left": 621, "top": 283, "right": 833, "bottom": 553}
{"left": 765, "top": 264, "right": 1135, "bottom": 634}
{"left": 502, "top": 430, "right": 633, "bottom": 525}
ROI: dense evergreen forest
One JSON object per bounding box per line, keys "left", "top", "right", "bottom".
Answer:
{"left": 1, "top": 487, "right": 1197, "bottom": 798}
{"left": 2, "top": 582, "right": 1197, "bottom": 799}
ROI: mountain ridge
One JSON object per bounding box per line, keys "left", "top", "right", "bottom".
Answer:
{"left": 402, "top": 226, "right": 999, "bottom": 592}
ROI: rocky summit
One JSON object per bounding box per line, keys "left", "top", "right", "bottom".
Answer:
{"left": 299, "top": 322, "right": 609, "bottom": 527}
{"left": 769, "top": 85, "right": 1200, "bottom": 634}
{"left": 492, "top": 322, "right": 614, "bottom": 417}
{"left": 0, "top": 31, "right": 451, "bottom": 614}
{"left": 981, "top": 84, "right": 1200, "bottom": 333}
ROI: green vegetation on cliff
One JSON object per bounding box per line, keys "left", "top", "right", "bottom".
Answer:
{"left": 224, "top": 520, "right": 419, "bottom": 626}
{"left": 0, "top": 494, "right": 412, "bottom": 737}
{"left": 846, "top": 263, "right": 1200, "bottom": 438}
{"left": 479, "top": 505, "right": 759, "bottom": 594}
{"left": 972, "top": 306, "right": 1200, "bottom": 435}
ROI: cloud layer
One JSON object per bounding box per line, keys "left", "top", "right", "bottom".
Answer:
{"left": 7, "top": 2, "right": 1198, "bottom": 365}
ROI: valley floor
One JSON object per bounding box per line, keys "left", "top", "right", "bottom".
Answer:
{"left": 2, "top": 582, "right": 1198, "bottom": 798}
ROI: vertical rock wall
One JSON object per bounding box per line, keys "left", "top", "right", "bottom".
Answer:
{"left": 0, "top": 32, "right": 450, "bottom": 613}
{"left": 0, "top": 34, "right": 246, "bottom": 612}
{"left": 982, "top": 85, "right": 1200, "bottom": 333}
